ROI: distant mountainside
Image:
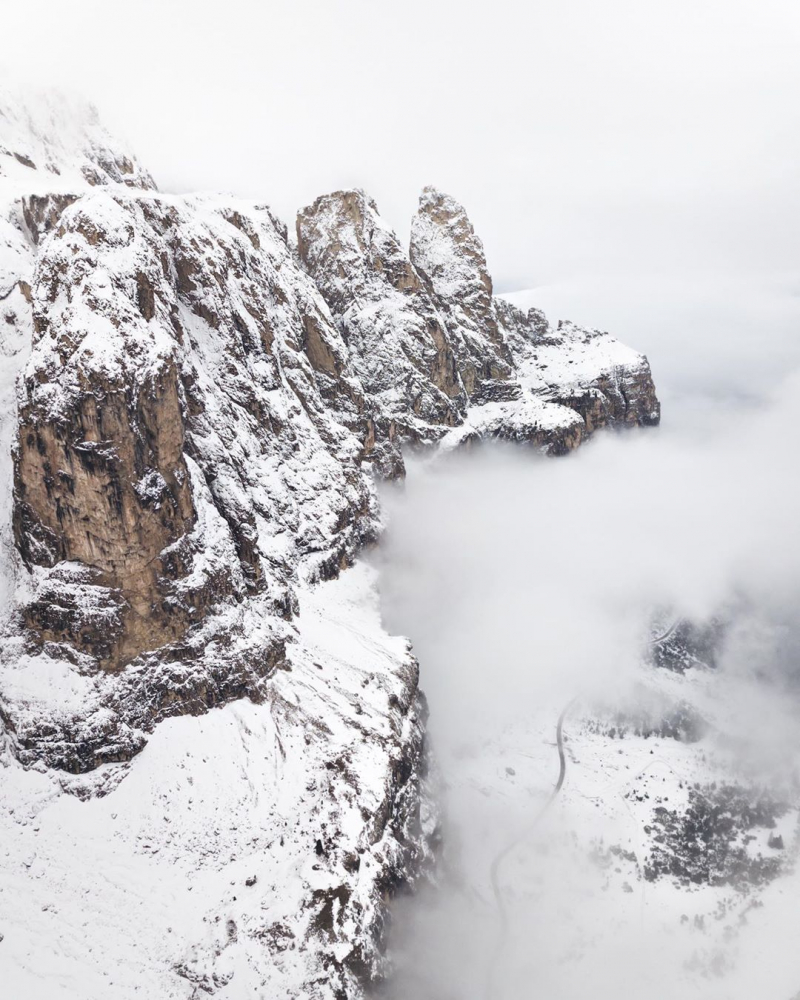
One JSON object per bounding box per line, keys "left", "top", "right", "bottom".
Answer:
{"left": 0, "top": 88, "right": 660, "bottom": 999}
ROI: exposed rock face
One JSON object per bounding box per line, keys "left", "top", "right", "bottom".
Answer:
{"left": 14, "top": 356, "right": 195, "bottom": 666}
{"left": 11, "top": 189, "right": 382, "bottom": 676}
{"left": 410, "top": 186, "right": 514, "bottom": 400}
{"left": 2, "top": 164, "right": 661, "bottom": 754}
{"left": 494, "top": 301, "right": 661, "bottom": 431}
{"left": 0, "top": 94, "right": 661, "bottom": 1000}
{"left": 14, "top": 192, "right": 197, "bottom": 666}
{"left": 297, "top": 189, "right": 465, "bottom": 448}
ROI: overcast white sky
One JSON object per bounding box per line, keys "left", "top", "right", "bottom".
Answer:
{"left": 3, "top": 0, "right": 799, "bottom": 402}
{"left": 4, "top": 0, "right": 800, "bottom": 289}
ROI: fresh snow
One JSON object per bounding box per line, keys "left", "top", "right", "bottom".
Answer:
{"left": 0, "top": 562, "right": 426, "bottom": 999}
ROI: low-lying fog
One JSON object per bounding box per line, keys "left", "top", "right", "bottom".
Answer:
{"left": 375, "top": 273, "right": 800, "bottom": 999}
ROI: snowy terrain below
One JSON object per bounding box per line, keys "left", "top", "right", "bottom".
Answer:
{"left": 380, "top": 654, "right": 800, "bottom": 1000}
{"left": 0, "top": 563, "right": 429, "bottom": 999}
{"left": 385, "top": 698, "right": 800, "bottom": 999}
{"left": 377, "top": 408, "right": 800, "bottom": 1000}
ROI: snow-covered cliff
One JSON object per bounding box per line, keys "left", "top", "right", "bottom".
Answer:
{"left": 0, "top": 89, "right": 660, "bottom": 998}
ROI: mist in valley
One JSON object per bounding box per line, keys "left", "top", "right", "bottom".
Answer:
{"left": 375, "top": 277, "right": 800, "bottom": 999}
{"left": 2, "top": 3, "right": 799, "bottom": 997}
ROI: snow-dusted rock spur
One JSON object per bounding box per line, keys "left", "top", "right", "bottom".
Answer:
{"left": 0, "top": 91, "right": 658, "bottom": 999}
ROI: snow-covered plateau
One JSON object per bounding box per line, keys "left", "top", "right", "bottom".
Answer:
{"left": 4, "top": 86, "right": 788, "bottom": 1000}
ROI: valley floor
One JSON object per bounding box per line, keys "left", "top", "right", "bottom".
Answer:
{"left": 386, "top": 697, "right": 800, "bottom": 1000}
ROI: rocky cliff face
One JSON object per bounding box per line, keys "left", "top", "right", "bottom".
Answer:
{"left": 296, "top": 188, "right": 465, "bottom": 473}
{"left": 13, "top": 189, "right": 382, "bottom": 671}
{"left": 0, "top": 91, "right": 659, "bottom": 1000}
{"left": 494, "top": 299, "right": 661, "bottom": 432}
{"left": 410, "top": 186, "right": 514, "bottom": 401}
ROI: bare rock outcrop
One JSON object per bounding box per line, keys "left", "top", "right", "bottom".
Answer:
{"left": 297, "top": 189, "right": 466, "bottom": 455}
{"left": 410, "top": 185, "right": 514, "bottom": 400}
{"left": 10, "top": 188, "right": 381, "bottom": 680}
{"left": 14, "top": 356, "right": 196, "bottom": 665}
{"left": 495, "top": 298, "right": 661, "bottom": 433}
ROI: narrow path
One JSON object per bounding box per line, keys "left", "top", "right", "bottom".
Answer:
{"left": 486, "top": 698, "right": 575, "bottom": 1000}
{"left": 485, "top": 621, "right": 680, "bottom": 998}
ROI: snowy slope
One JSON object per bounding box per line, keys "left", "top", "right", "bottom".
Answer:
{"left": 0, "top": 562, "right": 433, "bottom": 999}
{"left": 385, "top": 677, "right": 800, "bottom": 1000}
{"left": 0, "top": 87, "right": 665, "bottom": 1000}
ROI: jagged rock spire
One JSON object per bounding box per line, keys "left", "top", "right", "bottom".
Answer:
{"left": 410, "top": 185, "right": 514, "bottom": 400}
{"left": 296, "top": 189, "right": 466, "bottom": 441}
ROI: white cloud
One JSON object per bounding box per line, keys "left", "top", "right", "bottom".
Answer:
{"left": 375, "top": 354, "right": 800, "bottom": 997}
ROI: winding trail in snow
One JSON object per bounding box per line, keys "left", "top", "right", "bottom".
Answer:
{"left": 486, "top": 697, "right": 576, "bottom": 999}
{"left": 485, "top": 621, "right": 681, "bottom": 998}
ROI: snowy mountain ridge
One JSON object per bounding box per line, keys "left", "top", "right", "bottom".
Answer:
{"left": 0, "top": 90, "right": 661, "bottom": 998}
